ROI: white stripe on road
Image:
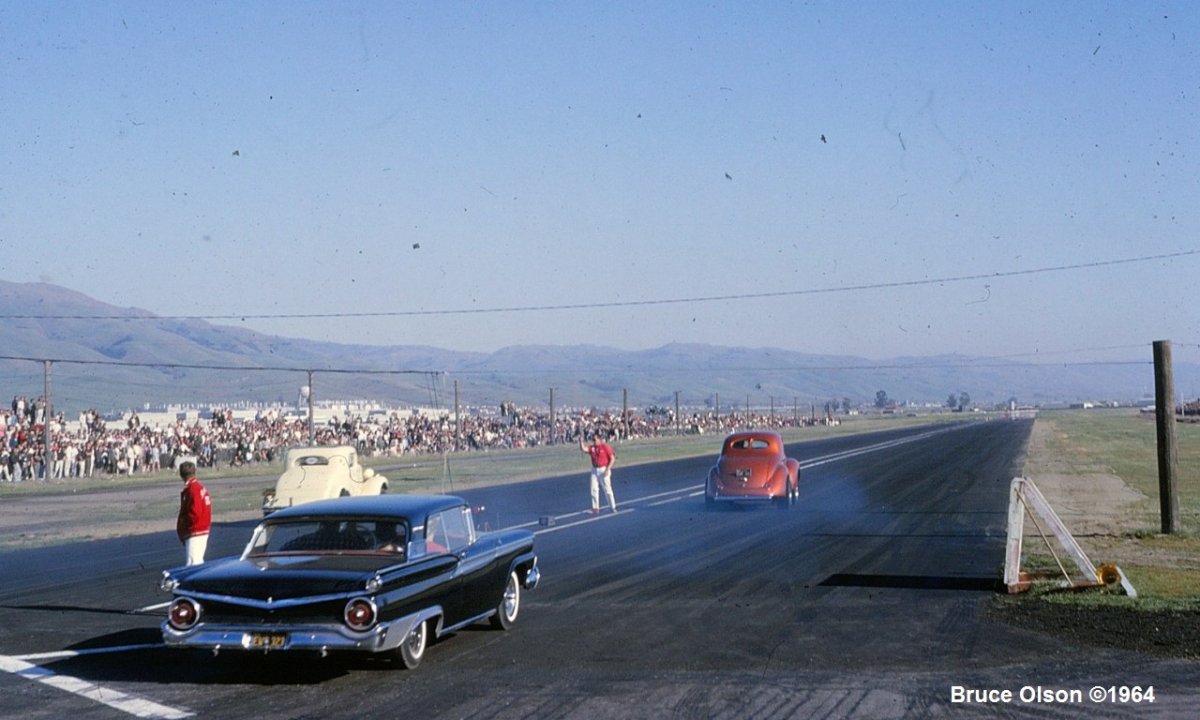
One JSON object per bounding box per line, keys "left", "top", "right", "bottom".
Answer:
{"left": 797, "top": 426, "right": 960, "bottom": 470}
{"left": 534, "top": 508, "right": 632, "bottom": 534}
{"left": 14, "top": 643, "right": 165, "bottom": 662}
{"left": 0, "top": 652, "right": 193, "bottom": 719}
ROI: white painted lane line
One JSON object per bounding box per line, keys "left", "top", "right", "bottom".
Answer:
{"left": 534, "top": 508, "right": 633, "bottom": 535}
{"left": 0, "top": 653, "right": 194, "bottom": 719}
{"left": 14, "top": 644, "right": 164, "bottom": 662}
{"left": 512, "top": 482, "right": 702, "bottom": 531}
{"left": 646, "top": 490, "right": 704, "bottom": 508}
{"left": 798, "top": 426, "right": 959, "bottom": 470}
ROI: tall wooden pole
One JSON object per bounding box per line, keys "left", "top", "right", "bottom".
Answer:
{"left": 622, "top": 388, "right": 629, "bottom": 440}
{"left": 674, "top": 391, "right": 681, "bottom": 436}
{"left": 549, "top": 387, "right": 555, "bottom": 446}
{"left": 306, "top": 370, "right": 315, "bottom": 446}
{"left": 1153, "top": 340, "right": 1180, "bottom": 533}
{"left": 454, "top": 379, "right": 461, "bottom": 452}
{"left": 43, "top": 360, "right": 53, "bottom": 480}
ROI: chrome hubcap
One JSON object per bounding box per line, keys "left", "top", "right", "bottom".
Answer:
{"left": 503, "top": 577, "right": 519, "bottom": 619}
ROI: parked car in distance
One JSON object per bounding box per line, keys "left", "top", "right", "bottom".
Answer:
{"left": 262, "top": 445, "right": 388, "bottom": 515}
{"left": 705, "top": 430, "right": 800, "bottom": 509}
{"left": 161, "top": 494, "right": 540, "bottom": 669}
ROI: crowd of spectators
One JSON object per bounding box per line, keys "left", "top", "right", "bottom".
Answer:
{"left": 2, "top": 393, "right": 824, "bottom": 482}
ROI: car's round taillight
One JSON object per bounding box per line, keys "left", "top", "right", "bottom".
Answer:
{"left": 344, "top": 597, "right": 377, "bottom": 631}
{"left": 167, "top": 598, "right": 201, "bottom": 630}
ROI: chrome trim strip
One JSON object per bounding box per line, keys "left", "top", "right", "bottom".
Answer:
{"left": 437, "top": 610, "right": 493, "bottom": 636}
{"left": 178, "top": 589, "right": 355, "bottom": 611}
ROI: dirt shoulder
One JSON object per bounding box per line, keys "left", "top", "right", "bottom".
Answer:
{"left": 991, "top": 415, "right": 1199, "bottom": 660}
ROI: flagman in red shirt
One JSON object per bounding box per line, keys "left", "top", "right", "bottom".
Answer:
{"left": 579, "top": 432, "right": 617, "bottom": 515}
{"left": 177, "top": 460, "right": 212, "bottom": 565}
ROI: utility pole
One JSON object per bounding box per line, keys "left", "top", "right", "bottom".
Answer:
{"left": 306, "top": 370, "right": 315, "bottom": 446}
{"left": 549, "top": 387, "right": 556, "bottom": 446}
{"left": 1153, "top": 340, "right": 1180, "bottom": 533}
{"left": 674, "top": 391, "right": 681, "bottom": 436}
{"left": 622, "top": 388, "right": 629, "bottom": 440}
{"left": 43, "top": 360, "right": 53, "bottom": 480}
{"left": 454, "top": 379, "right": 461, "bottom": 452}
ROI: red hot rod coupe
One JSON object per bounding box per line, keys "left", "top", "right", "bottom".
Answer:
{"left": 704, "top": 431, "right": 800, "bottom": 509}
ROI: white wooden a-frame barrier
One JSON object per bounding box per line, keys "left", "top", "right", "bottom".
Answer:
{"left": 1004, "top": 476, "right": 1136, "bottom": 597}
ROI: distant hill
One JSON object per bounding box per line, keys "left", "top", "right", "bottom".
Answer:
{"left": 0, "top": 279, "right": 1189, "bottom": 415}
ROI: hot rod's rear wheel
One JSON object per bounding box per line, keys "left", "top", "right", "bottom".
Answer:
{"left": 398, "top": 619, "right": 428, "bottom": 669}
{"left": 490, "top": 571, "right": 521, "bottom": 630}
{"left": 775, "top": 483, "right": 795, "bottom": 510}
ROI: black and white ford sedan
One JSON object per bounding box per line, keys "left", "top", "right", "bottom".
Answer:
{"left": 160, "top": 494, "right": 539, "bottom": 669}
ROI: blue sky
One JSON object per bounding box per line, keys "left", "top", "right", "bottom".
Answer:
{"left": 2, "top": 1, "right": 1196, "bottom": 363}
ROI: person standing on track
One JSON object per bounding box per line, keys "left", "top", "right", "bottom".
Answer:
{"left": 579, "top": 431, "right": 617, "bottom": 515}
{"left": 176, "top": 460, "right": 212, "bottom": 565}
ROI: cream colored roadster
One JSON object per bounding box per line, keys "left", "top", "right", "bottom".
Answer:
{"left": 262, "top": 445, "right": 388, "bottom": 515}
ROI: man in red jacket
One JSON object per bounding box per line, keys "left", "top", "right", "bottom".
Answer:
{"left": 579, "top": 432, "right": 617, "bottom": 515}
{"left": 177, "top": 461, "right": 211, "bottom": 565}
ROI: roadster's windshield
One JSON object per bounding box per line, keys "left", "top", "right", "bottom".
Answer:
{"left": 246, "top": 519, "right": 408, "bottom": 558}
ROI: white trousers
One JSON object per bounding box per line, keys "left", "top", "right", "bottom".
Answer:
{"left": 590, "top": 466, "right": 616, "bottom": 511}
{"left": 185, "top": 534, "right": 209, "bottom": 566}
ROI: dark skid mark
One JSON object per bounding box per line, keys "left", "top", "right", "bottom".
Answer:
{"left": 818, "top": 573, "right": 1002, "bottom": 592}
{"left": 67, "top": 628, "right": 163, "bottom": 651}
{"left": 1, "top": 603, "right": 140, "bottom": 616}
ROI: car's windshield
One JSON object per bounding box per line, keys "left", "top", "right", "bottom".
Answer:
{"left": 246, "top": 519, "right": 407, "bottom": 557}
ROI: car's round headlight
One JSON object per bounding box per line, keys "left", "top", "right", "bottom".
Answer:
{"left": 167, "top": 598, "right": 202, "bottom": 630}
{"left": 343, "top": 597, "right": 377, "bottom": 631}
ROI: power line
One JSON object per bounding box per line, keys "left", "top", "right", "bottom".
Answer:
{"left": 448, "top": 360, "right": 1153, "bottom": 375}
{"left": 0, "top": 355, "right": 442, "bottom": 375}
{"left": 1, "top": 250, "right": 1194, "bottom": 322}
{"left": 0, "top": 353, "right": 1151, "bottom": 375}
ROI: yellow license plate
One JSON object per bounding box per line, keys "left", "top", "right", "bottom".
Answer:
{"left": 246, "top": 633, "right": 287, "bottom": 650}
